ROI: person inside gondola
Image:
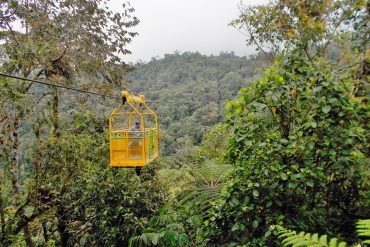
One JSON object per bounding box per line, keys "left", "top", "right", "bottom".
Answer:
{"left": 129, "top": 119, "right": 142, "bottom": 159}
{"left": 130, "top": 119, "right": 142, "bottom": 137}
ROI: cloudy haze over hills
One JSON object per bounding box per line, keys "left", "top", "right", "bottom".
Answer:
{"left": 109, "top": 0, "right": 267, "bottom": 63}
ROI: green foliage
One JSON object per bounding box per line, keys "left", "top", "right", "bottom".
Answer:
{"left": 277, "top": 218, "right": 370, "bottom": 246}
{"left": 156, "top": 165, "right": 195, "bottom": 200}
{"left": 129, "top": 231, "right": 189, "bottom": 247}
{"left": 74, "top": 168, "right": 166, "bottom": 246}
{"left": 2, "top": 50, "right": 262, "bottom": 245}
{"left": 231, "top": 0, "right": 368, "bottom": 59}
{"left": 0, "top": 103, "right": 166, "bottom": 246}
{"left": 128, "top": 52, "right": 270, "bottom": 157}
{"left": 197, "top": 124, "right": 231, "bottom": 163}
{"left": 178, "top": 161, "right": 232, "bottom": 217}
{"left": 356, "top": 219, "right": 370, "bottom": 244}
{"left": 276, "top": 225, "right": 347, "bottom": 247}
{"left": 200, "top": 51, "right": 369, "bottom": 245}
{"left": 1, "top": 0, "right": 138, "bottom": 80}
{"left": 1, "top": 1, "right": 367, "bottom": 246}
{"left": 128, "top": 212, "right": 190, "bottom": 246}
{"left": 132, "top": 146, "right": 233, "bottom": 246}
{"left": 1, "top": 0, "right": 140, "bottom": 245}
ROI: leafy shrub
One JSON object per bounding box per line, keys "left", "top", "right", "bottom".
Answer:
{"left": 199, "top": 52, "right": 369, "bottom": 245}
{"left": 276, "top": 218, "right": 370, "bottom": 246}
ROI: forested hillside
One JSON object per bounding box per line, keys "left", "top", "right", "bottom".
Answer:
{"left": 0, "top": 0, "right": 369, "bottom": 246}
{"left": 127, "top": 52, "right": 270, "bottom": 156}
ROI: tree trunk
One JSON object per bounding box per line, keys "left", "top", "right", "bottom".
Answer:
{"left": 0, "top": 183, "right": 5, "bottom": 241}
{"left": 42, "top": 219, "right": 48, "bottom": 243}
{"left": 217, "top": 78, "right": 222, "bottom": 122}
{"left": 32, "top": 122, "right": 42, "bottom": 191}
{"left": 0, "top": 125, "right": 5, "bottom": 238}
{"left": 1, "top": 119, "right": 11, "bottom": 244}
{"left": 57, "top": 205, "right": 69, "bottom": 247}
{"left": 12, "top": 115, "right": 35, "bottom": 246}
{"left": 52, "top": 88, "right": 60, "bottom": 137}
{"left": 23, "top": 222, "right": 33, "bottom": 247}
{"left": 9, "top": 115, "right": 20, "bottom": 203}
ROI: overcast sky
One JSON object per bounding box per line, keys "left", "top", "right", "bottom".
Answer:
{"left": 109, "top": 0, "right": 267, "bottom": 63}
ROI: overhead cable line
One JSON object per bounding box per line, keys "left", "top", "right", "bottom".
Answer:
{"left": 0, "top": 72, "right": 120, "bottom": 99}
{"left": 0, "top": 72, "right": 180, "bottom": 103}
{"left": 0, "top": 72, "right": 231, "bottom": 104}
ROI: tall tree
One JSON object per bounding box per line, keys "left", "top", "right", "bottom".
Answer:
{"left": 201, "top": 51, "right": 369, "bottom": 246}
{"left": 231, "top": 0, "right": 368, "bottom": 61}
{"left": 199, "top": 0, "right": 369, "bottom": 245}
{"left": 0, "top": 0, "right": 138, "bottom": 245}
{"left": 1, "top": 0, "right": 138, "bottom": 80}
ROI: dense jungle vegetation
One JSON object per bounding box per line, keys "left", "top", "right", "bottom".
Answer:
{"left": 0, "top": 0, "right": 369, "bottom": 246}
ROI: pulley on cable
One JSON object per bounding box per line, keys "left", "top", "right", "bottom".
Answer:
{"left": 108, "top": 91, "right": 159, "bottom": 167}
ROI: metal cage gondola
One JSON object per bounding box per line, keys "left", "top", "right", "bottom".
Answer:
{"left": 109, "top": 91, "right": 158, "bottom": 167}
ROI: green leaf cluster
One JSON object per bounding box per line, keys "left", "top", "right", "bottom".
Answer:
{"left": 276, "top": 218, "right": 370, "bottom": 247}
{"left": 276, "top": 225, "right": 347, "bottom": 247}
{"left": 128, "top": 212, "right": 190, "bottom": 246}
{"left": 356, "top": 219, "right": 370, "bottom": 244}
{"left": 199, "top": 51, "right": 369, "bottom": 245}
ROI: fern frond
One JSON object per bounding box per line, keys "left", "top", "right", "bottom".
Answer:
{"left": 292, "top": 240, "right": 315, "bottom": 247}
{"left": 311, "top": 233, "right": 319, "bottom": 242}
{"left": 319, "top": 235, "right": 327, "bottom": 246}
{"left": 148, "top": 214, "right": 176, "bottom": 228}
{"left": 328, "top": 238, "right": 338, "bottom": 247}
{"left": 191, "top": 161, "right": 232, "bottom": 187}
{"left": 276, "top": 225, "right": 347, "bottom": 247}
{"left": 176, "top": 163, "right": 229, "bottom": 216}
{"left": 283, "top": 231, "right": 313, "bottom": 246}
{"left": 128, "top": 235, "right": 144, "bottom": 247}
{"left": 128, "top": 232, "right": 161, "bottom": 247}
{"left": 356, "top": 219, "right": 370, "bottom": 244}
{"left": 279, "top": 232, "right": 297, "bottom": 239}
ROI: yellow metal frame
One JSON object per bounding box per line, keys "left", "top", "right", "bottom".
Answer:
{"left": 109, "top": 91, "right": 158, "bottom": 167}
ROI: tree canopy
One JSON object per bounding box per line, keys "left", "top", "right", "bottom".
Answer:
{"left": 0, "top": 0, "right": 368, "bottom": 246}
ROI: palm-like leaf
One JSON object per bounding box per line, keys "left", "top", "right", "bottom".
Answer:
{"left": 356, "top": 219, "right": 370, "bottom": 244}
{"left": 276, "top": 225, "right": 347, "bottom": 247}
{"left": 129, "top": 161, "right": 232, "bottom": 246}
{"left": 178, "top": 161, "right": 232, "bottom": 215}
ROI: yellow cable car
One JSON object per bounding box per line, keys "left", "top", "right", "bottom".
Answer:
{"left": 109, "top": 91, "right": 158, "bottom": 167}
